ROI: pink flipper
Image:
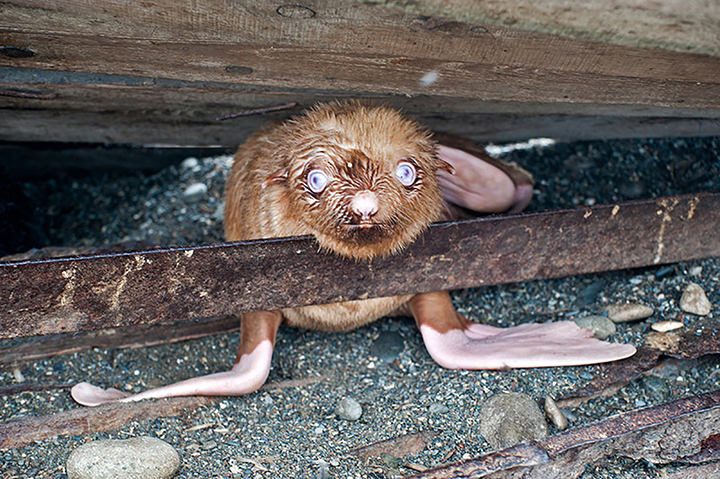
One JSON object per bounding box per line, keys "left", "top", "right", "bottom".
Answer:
{"left": 409, "top": 292, "right": 636, "bottom": 370}
{"left": 71, "top": 311, "right": 282, "bottom": 406}
{"left": 435, "top": 133, "right": 534, "bottom": 214}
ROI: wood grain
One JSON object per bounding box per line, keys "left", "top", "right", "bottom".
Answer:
{"left": 1, "top": 0, "right": 718, "bottom": 146}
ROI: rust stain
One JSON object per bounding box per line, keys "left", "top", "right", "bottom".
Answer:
{"left": 654, "top": 198, "right": 680, "bottom": 264}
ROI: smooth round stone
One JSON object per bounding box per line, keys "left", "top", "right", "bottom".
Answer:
{"left": 544, "top": 396, "right": 568, "bottom": 431}
{"left": 604, "top": 303, "right": 654, "bottom": 323}
{"left": 66, "top": 436, "right": 180, "bottom": 479}
{"left": 572, "top": 315, "right": 616, "bottom": 340}
{"left": 479, "top": 392, "right": 548, "bottom": 450}
{"left": 428, "top": 403, "right": 449, "bottom": 414}
{"left": 680, "top": 282, "right": 712, "bottom": 316}
{"left": 182, "top": 182, "right": 207, "bottom": 203}
{"left": 180, "top": 157, "right": 199, "bottom": 169}
{"left": 651, "top": 320, "right": 684, "bottom": 332}
{"left": 335, "top": 397, "right": 362, "bottom": 421}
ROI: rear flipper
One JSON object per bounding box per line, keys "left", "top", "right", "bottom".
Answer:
{"left": 71, "top": 311, "right": 282, "bottom": 406}
{"left": 409, "top": 291, "right": 636, "bottom": 370}
{"left": 435, "top": 133, "right": 534, "bottom": 215}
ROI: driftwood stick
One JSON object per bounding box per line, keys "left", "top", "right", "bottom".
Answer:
{"left": 0, "top": 375, "right": 326, "bottom": 449}
{"left": 408, "top": 389, "right": 720, "bottom": 478}
{"left": 558, "top": 316, "right": 720, "bottom": 407}
{"left": 0, "top": 316, "right": 239, "bottom": 366}
{"left": 0, "top": 396, "right": 215, "bottom": 450}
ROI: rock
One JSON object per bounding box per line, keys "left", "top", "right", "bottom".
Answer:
{"left": 479, "top": 392, "right": 548, "bottom": 450}
{"left": 380, "top": 453, "right": 400, "bottom": 469}
{"left": 335, "top": 397, "right": 362, "bottom": 421}
{"left": 66, "top": 436, "right": 180, "bottom": 479}
{"left": 180, "top": 157, "right": 199, "bottom": 170}
{"left": 680, "top": 282, "right": 712, "bottom": 316}
{"left": 428, "top": 403, "right": 449, "bottom": 414}
{"left": 689, "top": 266, "right": 703, "bottom": 277}
{"left": 544, "top": 396, "right": 568, "bottom": 431}
{"left": 370, "top": 330, "right": 405, "bottom": 363}
{"left": 605, "top": 303, "right": 654, "bottom": 323}
{"left": 571, "top": 315, "right": 616, "bottom": 340}
{"left": 182, "top": 182, "right": 208, "bottom": 203}
{"left": 651, "top": 320, "right": 684, "bottom": 332}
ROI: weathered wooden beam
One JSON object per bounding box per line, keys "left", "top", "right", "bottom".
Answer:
{"left": 1, "top": 76, "right": 719, "bottom": 146}
{"left": 1, "top": 193, "right": 718, "bottom": 339}
{"left": 1, "top": 1, "right": 719, "bottom": 146}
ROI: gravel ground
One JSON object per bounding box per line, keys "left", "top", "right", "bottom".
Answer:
{"left": 1, "top": 134, "right": 719, "bottom": 478}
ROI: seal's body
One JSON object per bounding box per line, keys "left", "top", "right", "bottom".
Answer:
{"left": 71, "top": 102, "right": 636, "bottom": 407}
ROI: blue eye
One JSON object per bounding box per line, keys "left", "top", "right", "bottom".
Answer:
{"left": 395, "top": 162, "right": 416, "bottom": 186}
{"left": 307, "top": 169, "right": 328, "bottom": 193}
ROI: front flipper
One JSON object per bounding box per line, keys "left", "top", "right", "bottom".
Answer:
{"left": 71, "top": 310, "right": 283, "bottom": 406}
{"left": 409, "top": 292, "right": 636, "bottom": 370}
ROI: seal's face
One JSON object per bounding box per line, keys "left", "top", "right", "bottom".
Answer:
{"left": 264, "top": 102, "right": 452, "bottom": 260}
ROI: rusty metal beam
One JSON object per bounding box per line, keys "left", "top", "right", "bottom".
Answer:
{"left": 1, "top": 192, "right": 718, "bottom": 339}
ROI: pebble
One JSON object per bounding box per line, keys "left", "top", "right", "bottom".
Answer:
{"left": 370, "top": 330, "right": 405, "bottom": 363}
{"left": 689, "top": 266, "right": 703, "bottom": 277}
{"left": 679, "top": 282, "right": 712, "bottom": 316}
{"left": 180, "top": 157, "right": 199, "bottom": 170}
{"left": 544, "top": 396, "right": 568, "bottom": 431}
{"left": 66, "top": 436, "right": 180, "bottom": 479}
{"left": 182, "top": 182, "right": 208, "bottom": 203}
{"left": 479, "top": 392, "right": 548, "bottom": 450}
{"left": 335, "top": 397, "right": 362, "bottom": 421}
{"left": 651, "top": 320, "right": 684, "bottom": 332}
{"left": 428, "top": 403, "right": 449, "bottom": 414}
{"left": 571, "top": 315, "right": 616, "bottom": 340}
{"left": 604, "top": 302, "right": 654, "bottom": 323}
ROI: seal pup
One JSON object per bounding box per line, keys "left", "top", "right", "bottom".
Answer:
{"left": 72, "top": 102, "right": 635, "bottom": 406}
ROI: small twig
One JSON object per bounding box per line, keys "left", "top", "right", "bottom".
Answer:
{"left": 408, "top": 390, "right": 720, "bottom": 478}
{"left": 216, "top": 102, "right": 297, "bottom": 121}
{"left": 0, "top": 316, "right": 240, "bottom": 366}
{"left": 0, "top": 396, "right": 215, "bottom": 450}
{"left": 0, "top": 383, "right": 74, "bottom": 396}
{"left": 0, "top": 375, "right": 327, "bottom": 449}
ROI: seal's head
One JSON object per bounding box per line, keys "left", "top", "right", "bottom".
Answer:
{"left": 263, "top": 101, "right": 453, "bottom": 260}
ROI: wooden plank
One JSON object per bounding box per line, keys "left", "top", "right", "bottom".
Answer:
{"left": 1, "top": 1, "right": 718, "bottom": 105}
{"left": 1, "top": 79, "right": 719, "bottom": 147}
{"left": 389, "top": 0, "right": 720, "bottom": 56}
{"left": 1, "top": 1, "right": 718, "bottom": 145}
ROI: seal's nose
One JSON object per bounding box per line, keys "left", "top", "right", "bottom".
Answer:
{"left": 351, "top": 190, "right": 378, "bottom": 220}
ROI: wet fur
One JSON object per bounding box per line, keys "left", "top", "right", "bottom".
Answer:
{"left": 224, "top": 101, "right": 450, "bottom": 331}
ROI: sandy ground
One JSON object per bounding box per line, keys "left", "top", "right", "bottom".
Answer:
{"left": 1, "top": 135, "right": 719, "bottom": 478}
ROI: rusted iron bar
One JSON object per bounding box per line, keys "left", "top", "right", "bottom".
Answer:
{"left": 1, "top": 192, "right": 718, "bottom": 339}
{"left": 409, "top": 389, "right": 720, "bottom": 478}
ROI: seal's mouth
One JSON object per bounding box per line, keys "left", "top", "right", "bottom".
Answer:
{"left": 339, "top": 223, "right": 389, "bottom": 244}
{"left": 343, "top": 223, "right": 385, "bottom": 230}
